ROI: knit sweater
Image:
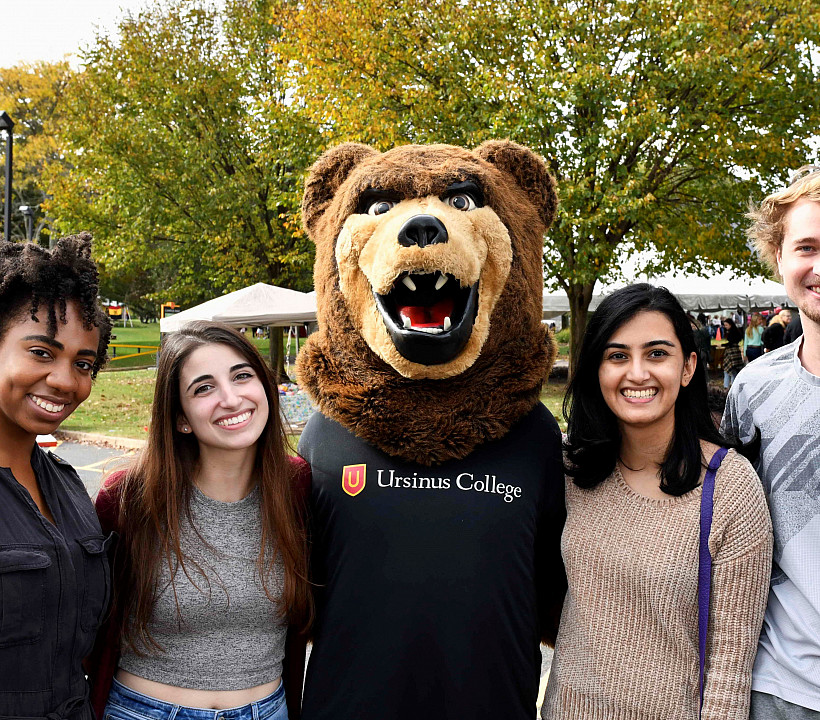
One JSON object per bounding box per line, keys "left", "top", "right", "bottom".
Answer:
{"left": 542, "top": 449, "right": 773, "bottom": 720}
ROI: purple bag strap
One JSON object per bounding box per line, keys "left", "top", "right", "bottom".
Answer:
{"left": 698, "top": 446, "right": 728, "bottom": 716}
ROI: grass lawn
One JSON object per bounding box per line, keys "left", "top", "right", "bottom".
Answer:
{"left": 62, "top": 367, "right": 570, "bottom": 440}
{"left": 540, "top": 380, "right": 567, "bottom": 430}
{"left": 61, "top": 369, "right": 156, "bottom": 438}
{"left": 103, "top": 321, "right": 304, "bottom": 370}
{"left": 106, "top": 321, "right": 161, "bottom": 370}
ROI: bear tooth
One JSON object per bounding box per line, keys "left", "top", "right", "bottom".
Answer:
{"left": 402, "top": 315, "right": 412, "bottom": 329}
{"left": 435, "top": 273, "right": 448, "bottom": 291}
{"left": 402, "top": 276, "right": 417, "bottom": 292}
{"left": 443, "top": 316, "right": 451, "bottom": 331}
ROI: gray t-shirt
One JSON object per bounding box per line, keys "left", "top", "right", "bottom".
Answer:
{"left": 119, "top": 485, "right": 287, "bottom": 690}
{"left": 722, "top": 338, "right": 820, "bottom": 711}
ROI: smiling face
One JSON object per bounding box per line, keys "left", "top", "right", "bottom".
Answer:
{"left": 598, "top": 311, "right": 697, "bottom": 433}
{"left": 177, "top": 343, "right": 269, "bottom": 455}
{"left": 777, "top": 198, "right": 820, "bottom": 327}
{"left": 0, "top": 300, "right": 100, "bottom": 444}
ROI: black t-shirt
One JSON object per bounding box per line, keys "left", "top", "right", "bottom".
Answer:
{"left": 298, "top": 403, "right": 565, "bottom": 720}
{"left": 0, "top": 445, "right": 111, "bottom": 719}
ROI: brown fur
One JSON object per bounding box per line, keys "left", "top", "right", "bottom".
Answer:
{"left": 335, "top": 198, "right": 513, "bottom": 379}
{"left": 297, "top": 141, "right": 558, "bottom": 464}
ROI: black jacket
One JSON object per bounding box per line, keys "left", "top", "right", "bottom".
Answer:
{"left": 0, "top": 446, "right": 111, "bottom": 720}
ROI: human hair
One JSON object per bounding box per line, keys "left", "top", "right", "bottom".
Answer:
{"left": 0, "top": 233, "right": 111, "bottom": 376}
{"left": 707, "top": 384, "right": 729, "bottom": 417}
{"left": 722, "top": 317, "right": 743, "bottom": 345}
{"left": 112, "top": 322, "right": 312, "bottom": 652}
{"left": 747, "top": 165, "right": 820, "bottom": 279}
{"left": 746, "top": 312, "right": 763, "bottom": 339}
{"left": 563, "top": 283, "right": 751, "bottom": 496}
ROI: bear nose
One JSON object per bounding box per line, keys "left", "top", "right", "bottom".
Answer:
{"left": 397, "top": 215, "right": 449, "bottom": 248}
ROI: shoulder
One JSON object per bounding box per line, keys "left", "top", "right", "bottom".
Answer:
{"left": 732, "top": 341, "right": 796, "bottom": 392}
{"left": 44, "top": 449, "right": 80, "bottom": 479}
{"left": 95, "top": 470, "right": 127, "bottom": 531}
{"left": 298, "top": 411, "right": 348, "bottom": 453}
{"left": 513, "top": 401, "right": 562, "bottom": 447}
{"left": 563, "top": 464, "right": 615, "bottom": 497}
{"left": 711, "top": 449, "right": 771, "bottom": 552}
{"left": 288, "top": 455, "right": 311, "bottom": 500}
{"left": 714, "top": 449, "right": 764, "bottom": 498}
{"left": 41, "top": 449, "right": 88, "bottom": 496}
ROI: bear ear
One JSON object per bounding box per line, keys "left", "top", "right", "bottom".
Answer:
{"left": 301, "top": 143, "right": 380, "bottom": 238}
{"left": 474, "top": 140, "right": 558, "bottom": 229}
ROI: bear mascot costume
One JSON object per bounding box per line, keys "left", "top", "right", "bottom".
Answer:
{"left": 296, "top": 140, "right": 566, "bottom": 720}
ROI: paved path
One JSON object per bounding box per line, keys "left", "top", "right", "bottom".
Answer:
{"left": 49, "top": 441, "right": 136, "bottom": 497}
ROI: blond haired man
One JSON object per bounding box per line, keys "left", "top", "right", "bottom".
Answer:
{"left": 723, "top": 166, "right": 820, "bottom": 719}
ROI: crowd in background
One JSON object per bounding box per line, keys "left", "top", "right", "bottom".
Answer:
{"left": 688, "top": 307, "right": 800, "bottom": 389}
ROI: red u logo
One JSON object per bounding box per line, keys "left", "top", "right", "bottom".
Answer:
{"left": 342, "top": 464, "right": 366, "bottom": 497}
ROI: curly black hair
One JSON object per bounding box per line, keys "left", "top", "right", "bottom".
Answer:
{"left": 0, "top": 232, "right": 112, "bottom": 376}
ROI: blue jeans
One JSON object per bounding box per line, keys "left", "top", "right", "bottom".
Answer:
{"left": 103, "top": 678, "right": 288, "bottom": 720}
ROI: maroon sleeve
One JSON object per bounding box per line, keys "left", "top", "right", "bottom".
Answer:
{"left": 282, "top": 455, "right": 312, "bottom": 719}
{"left": 86, "top": 472, "right": 126, "bottom": 719}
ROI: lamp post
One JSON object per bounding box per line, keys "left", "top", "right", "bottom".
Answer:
{"left": 0, "top": 112, "right": 13, "bottom": 242}
{"left": 19, "top": 205, "right": 34, "bottom": 242}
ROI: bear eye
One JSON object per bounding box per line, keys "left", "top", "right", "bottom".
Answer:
{"left": 446, "top": 194, "right": 476, "bottom": 211}
{"left": 367, "top": 200, "right": 397, "bottom": 216}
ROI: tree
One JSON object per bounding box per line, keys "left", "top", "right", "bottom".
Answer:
{"left": 50, "top": 0, "right": 321, "bottom": 309}
{"left": 279, "top": 0, "right": 820, "bottom": 363}
{"left": 0, "top": 61, "right": 73, "bottom": 244}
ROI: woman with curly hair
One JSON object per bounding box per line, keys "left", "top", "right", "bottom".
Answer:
{"left": 0, "top": 233, "right": 112, "bottom": 720}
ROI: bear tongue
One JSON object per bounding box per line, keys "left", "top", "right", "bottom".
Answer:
{"left": 397, "top": 298, "right": 455, "bottom": 328}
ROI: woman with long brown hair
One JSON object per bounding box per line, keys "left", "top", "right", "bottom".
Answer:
{"left": 89, "top": 322, "right": 311, "bottom": 720}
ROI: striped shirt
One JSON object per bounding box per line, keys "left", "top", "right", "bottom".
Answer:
{"left": 722, "top": 338, "right": 820, "bottom": 711}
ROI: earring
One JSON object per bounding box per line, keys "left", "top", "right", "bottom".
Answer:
{"left": 182, "top": 425, "right": 190, "bottom": 433}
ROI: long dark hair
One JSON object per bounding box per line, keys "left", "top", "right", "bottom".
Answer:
{"left": 564, "top": 283, "right": 751, "bottom": 496}
{"left": 722, "top": 317, "right": 743, "bottom": 345}
{"left": 113, "top": 322, "right": 312, "bottom": 651}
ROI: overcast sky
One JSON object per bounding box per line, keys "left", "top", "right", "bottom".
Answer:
{"left": 0, "top": 0, "right": 153, "bottom": 68}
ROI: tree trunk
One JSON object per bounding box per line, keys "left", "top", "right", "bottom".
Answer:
{"left": 268, "top": 326, "right": 290, "bottom": 383}
{"left": 567, "top": 282, "right": 596, "bottom": 375}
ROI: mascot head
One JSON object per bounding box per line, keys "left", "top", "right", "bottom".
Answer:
{"left": 297, "top": 140, "right": 558, "bottom": 464}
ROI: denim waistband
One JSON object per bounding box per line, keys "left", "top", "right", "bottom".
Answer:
{"left": 106, "top": 678, "right": 285, "bottom": 720}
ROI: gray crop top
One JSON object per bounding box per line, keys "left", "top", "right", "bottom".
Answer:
{"left": 119, "top": 485, "right": 287, "bottom": 690}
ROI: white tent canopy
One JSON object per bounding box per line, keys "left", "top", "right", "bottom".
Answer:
{"left": 160, "top": 282, "right": 317, "bottom": 333}
{"left": 543, "top": 269, "right": 791, "bottom": 317}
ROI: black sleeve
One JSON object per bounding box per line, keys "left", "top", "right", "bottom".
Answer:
{"left": 536, "top": 419, "right": 567, "bottom": 647}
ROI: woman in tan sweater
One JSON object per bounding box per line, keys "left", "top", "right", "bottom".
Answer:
{"left": 543, "top": 284, "right": 773, "bottom": 720}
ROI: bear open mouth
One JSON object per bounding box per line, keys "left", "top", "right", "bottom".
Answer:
{"left": 373, "top": 271, "right": 478, "bottom": 365}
